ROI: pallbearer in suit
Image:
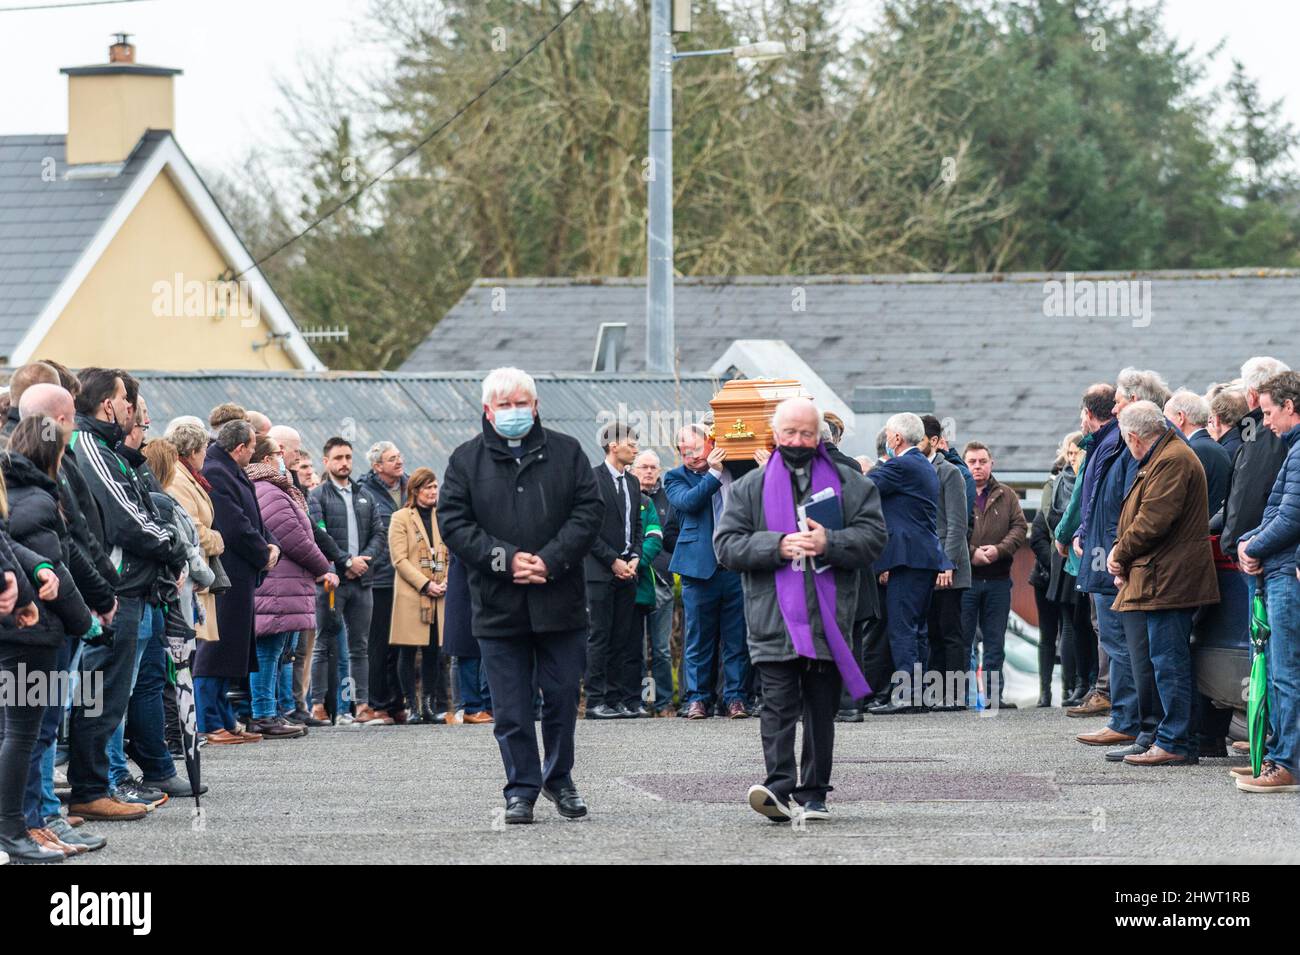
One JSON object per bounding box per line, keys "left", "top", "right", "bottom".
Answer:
{"left": 866, "top": 412, "right": 950, "bottom": 713}
{"left": 664, "top": 424, "right": 752, "bottom": 719}
{"left": 584, "top": 423, "right": 644, "bottom": 719}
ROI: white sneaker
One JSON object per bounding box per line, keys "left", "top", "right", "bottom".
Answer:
{"left": 53, "top": 765, "right": 69, "bottom": 788}
{"left": 336, "top": 713, "right": 355, "bottom": 726}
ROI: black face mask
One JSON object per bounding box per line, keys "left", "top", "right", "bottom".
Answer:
{"left": 778, "top": 444, "right": 816, "bottom": 468}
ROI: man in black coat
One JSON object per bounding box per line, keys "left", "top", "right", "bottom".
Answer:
{"left": 1165, "top": 389, "right": 1232, "bottom": 517}
{"left": 438, "top": 368, "right": 603, "bottom": 824}
{"left": 1221, "top": 359, "right": 1291, "bottom": 560}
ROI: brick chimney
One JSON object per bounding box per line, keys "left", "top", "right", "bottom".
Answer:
{"left": 61, "top": 34, "right": 182, "bottom": 166}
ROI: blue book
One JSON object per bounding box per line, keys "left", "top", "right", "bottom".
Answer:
{"left": 797, "top": 488, "right": 842, "bottom": 573}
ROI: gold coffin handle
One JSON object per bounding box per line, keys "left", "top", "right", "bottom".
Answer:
{"left": 721, "top": 417, "right": 755, "bottom": 440}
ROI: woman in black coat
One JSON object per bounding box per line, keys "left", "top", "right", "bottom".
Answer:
{"left": 443, "top": 554, "right": 491, "bottom": 719}
{"left": 194, "top": 423, "right": 275, "bottom": 740}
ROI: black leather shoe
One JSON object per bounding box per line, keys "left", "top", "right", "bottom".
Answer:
{"left": 867, "top": 699, "right": 920, "bottom": 715}
{"left": 586, "top": 704, "right": 623, "bottom": 720}
{"left": 1036, "top": 693, "right": 1052, "bottom": 708}
{"left": 504, "top": 797, "right": 534, "bottom": 824}
{"left": 617, "top": 703, "right": 643, "bottom": 719}
{"left": 289, "top": 708, "right": 330, "bottom": 728}
{"left": 834, "top": 709, "right": 864, "bottom": 723}
{"left": 541, "top": 785, "right": 589, "bottom": 819}
{"left": 141, "top": 775, "right": 209, "bottom": 797}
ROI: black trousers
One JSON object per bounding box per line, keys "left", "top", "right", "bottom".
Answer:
{"left": 585, "top": 577, "right": 639, "bottom": 709}
{"left": 1, "top": 644, "right": 56, "bottom": 839}
{"left": 479, "top": 628, "right": 586, "bottom": 801}
{"left": 1033, "top": 586, "right": 1060, "bottom": 697}
{"left": 396, "top": 634, "right": 440, "bottom": 711}
{"left": 367, "top": 587, "right": 401, "bottom": 710}
{"left": 861, "top": 613, "right": 894, "bottom": 705}
{"left": 1071, "top": 598, "right": 1098, "bottom": 692}
{"left": 927, "top": 586, "right": 967, "bottom": 702}
{"left": 757, "top": 659, "right": 842, "bottom": 806}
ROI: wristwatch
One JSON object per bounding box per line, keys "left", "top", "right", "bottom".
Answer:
{"left": 345, "top": 557, "right": 354, "bottom": 569}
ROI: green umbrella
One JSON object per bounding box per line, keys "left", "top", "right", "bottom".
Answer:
{"left": 1247, "top": 588, "right": 1271, "bottom": 777}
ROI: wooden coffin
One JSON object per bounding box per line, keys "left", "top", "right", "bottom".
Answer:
{"left": 708, "top": 378, "right": 807, "bottom": 460}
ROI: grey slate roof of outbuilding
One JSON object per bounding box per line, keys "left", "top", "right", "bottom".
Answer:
{"left": 0, "top": 131, "right": 166, "bottom": 363}
{"left": 400, "top": 271, "right": 1300, "bottom": 471}
{"left": 136, "top": 370, "right": 723, "bottom": 477}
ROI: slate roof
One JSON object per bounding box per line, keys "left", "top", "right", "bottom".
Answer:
{"left": 0, "top": 131, "right": 167, "bottom": 363}
{"left": 136, "top": 370, "right": 723, "bottom": 477}
{"left": 400, "top": 271, "right": 1300, "bottom": 471}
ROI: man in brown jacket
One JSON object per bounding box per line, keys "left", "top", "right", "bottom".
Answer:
{"left": 961, "top": 442, "right": 1028, "bottom": 707}
{"left": 1106, "top": 401, "right": 1218, "bottom": 767}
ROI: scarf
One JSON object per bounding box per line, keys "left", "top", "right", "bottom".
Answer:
{"left": 246, "top": 461, "right": 308, "bottom": 512}
{"left": 183, "top": 457, "right": 212, "bottom": 494}
{"left": 761, "top": 442, "right": 870, "bottom": 700}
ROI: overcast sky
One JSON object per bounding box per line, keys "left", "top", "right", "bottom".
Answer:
{"left": 2, "top": 0, "right": 1297, "bottom": 178}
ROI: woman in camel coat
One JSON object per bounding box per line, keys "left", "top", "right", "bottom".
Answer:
{"left": 388, "top": 467, "right": 449, "bottom": 723}
{"left": 164, "top": 422, "right": 225, "bottom": 642}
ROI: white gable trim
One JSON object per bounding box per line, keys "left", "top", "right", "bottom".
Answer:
{"left": 11, "top": 134, "right": 326, "bottom": 370}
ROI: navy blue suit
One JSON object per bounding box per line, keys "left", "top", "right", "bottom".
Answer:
{"left": 663, "top": 464, "right": 749, "bottom": 708}
{"left": 867, "top": 448, "right": 947, "bottom": 700}
{"left": 1188, "top": 428, "right": 1232, "bottom": 519}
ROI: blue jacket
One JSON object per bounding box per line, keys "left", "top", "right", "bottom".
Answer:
{"left": 1074, "top": 418, "right": 1120, "bottom": 552}
{"left": 663, "top": 464, "right": 724, "bottom": 579}
{"left": 1187, "top": 429, "right": 1232, "bottom": 519}
{"left": 1243, "top": 423, "right": 1300, "bottom": 580}
{"left": 1076, "top": 426, "right": 1137, "bottom": 596}
{"left": 866, "top": 447, "right": 948, "bottom": 573}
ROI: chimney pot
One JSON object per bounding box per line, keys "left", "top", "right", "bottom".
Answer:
{"left": 109, "top": 32, "right": 135, "bottom": 63}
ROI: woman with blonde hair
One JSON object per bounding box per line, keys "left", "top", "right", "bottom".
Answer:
{"left": 162, "top": 423, "right": 224, "bottom": 643}
{"left": 388, "top": 467, "right": 450, "bottom": 724}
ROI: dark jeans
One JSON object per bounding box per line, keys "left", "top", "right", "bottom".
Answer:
{"left": 1123, "top": 608, "right": 1195, "bottom": 756}
{"left": 757, "top": 659, "right": 842, "bottom": 805}
{"left": 367, "top": 587, "right": 401, "bottom": 710}
{"left": 1, "top": 643, "right": 56, "bottom": 839}
{"left": 68, "top": 594, "right": 142, "bottom": 805}
{"left": 458, "top": 657, "right": 491, "bottom": 714}
{"left": 478, "top": 628, "right": 586, "bottom": 801}
{"left": 1120, "top": 609, "right": 1163, "bottom": 750}
{"left": 120, "top": 625, "right": 174, "bottom": 783}
{"left": 961, "top": 576, "right": 1012, "bottom": 696}
{"left": 195, "top": 676, "right": 236, "bottom": 733}
{"left": 1093, "top": 594, "right": 1138, "bottom": 737}
{"left": 927, "top": 586, "right": 967, "bottom": 702}
{"left": 1263, "top": 573, "right": 1300, "bottom": 774}
{"left": 25, "top": 637, "right": 71, "bottom": 828}
{"left": 585, "top": 577, "right": 640, "bottom": 709}
{"left": 883, "top": 566, "right": 934, "bottom": 703}
{"left": 312, "top": 581, "right": 372, "bottom": 707}
{"left": 396, "top": 641, "right": 439, "bottom": 710}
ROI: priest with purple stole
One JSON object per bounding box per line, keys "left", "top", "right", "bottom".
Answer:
{"left": 716, "top": 397, "right": 887, "bottom": 822}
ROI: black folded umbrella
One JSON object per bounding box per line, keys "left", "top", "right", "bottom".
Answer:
{"left": 164, "top": 604, "right": 202, "bottom": 811}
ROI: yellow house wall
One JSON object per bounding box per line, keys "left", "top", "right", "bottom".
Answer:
{"left": 66, "top": 74, "right": 175, "bottom": 166}
{"left": 32, "top": 171, "right": 299, "bottom": 371}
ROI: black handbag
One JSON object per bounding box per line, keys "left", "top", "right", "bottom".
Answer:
{"left": 208, "top": 554, "right": 232, "bottom": 595}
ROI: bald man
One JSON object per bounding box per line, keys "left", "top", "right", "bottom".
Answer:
{"left": 3, "top": 361, "right": 59, "bottom": 439}
{"left": 246, "top": 410, "right": 272, "bottom": 435}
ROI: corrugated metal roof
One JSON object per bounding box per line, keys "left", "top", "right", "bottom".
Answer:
{"left": 136, "top": 370, "right": 724, "bottom": 476}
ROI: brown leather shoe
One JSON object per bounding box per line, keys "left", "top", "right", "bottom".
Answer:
{"left": 1077, "top": 727, "right": 1137, "bottom": 746}
{"left": 1230, "top": 761, "right": 1272, "bottom": 778}
{"left": 202, "top": 728, "right": 247, "bottom": 745}
{"left": 685, "top": 701, "right": 709, "bottom": 720}
{"left": 67, "top": 796, "right": 148, "bottom": 821}
{"left": 1236, "top": 763, "right": 1299, "bottom": 792}
{"left": 1123, "top": 744, "right": 1192, "bottom": 766}
{"left": 463, "top": 711, "right": 494, "bottom": 724}
{"left": 235, "top": 728, "right": 264, "bottom": 742}
{"left": 727, "top": 700, "right": 750, "bottom": 719}
{"left": 1066, "top": 692, "right": 1112, "bottom": 717}
{"left": 248, "top": 717, "right": 305, "bottom": 738}
{"left": 311, "top": 703, "right": 330, "bottom": 722}
{"left": 31, "top": 826, "right": 85, "bottom": 856}
{"left": 658, "top": 707, "right": 677, "bottom": 719}
{"left": 358, "top": 708, "right": 395, "bottom": 726}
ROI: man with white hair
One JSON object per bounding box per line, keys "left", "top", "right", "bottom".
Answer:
{"left": 630, "top": 449, "right": 678, "bottom": 716}
{"left": 438, "top": 367, "right": 603, "bottom": 824}
{"left": 863, "top": 412, "right": 951, "bottom": 713}
{"left": 357, "top": 440, "right": 409, "bottom": 721}
{"left": 1106, "top": 401, "right": 1218, "bottom": 766}
{"left": 716, "top": 397, "right": 886, "bottom": 821}
{"left": 1165, "top": 389, "right": 1231, "bottom": 517}
{"left": 664, "top": 421, "right": 752, "bottom": 719}
{"left": 1222, "top": 357, "right": 1291, "bottom": 561}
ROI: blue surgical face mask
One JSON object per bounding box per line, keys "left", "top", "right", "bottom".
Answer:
{"left": 278, "top": 457, "right": 287, "bottom": 476}
{"left": 493, "top": 406, "right": 535, "bottom": 439}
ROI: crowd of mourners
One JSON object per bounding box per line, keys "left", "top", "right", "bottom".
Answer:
{"left": 0, "top": 353, "right": 1296, "bottom": 856}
